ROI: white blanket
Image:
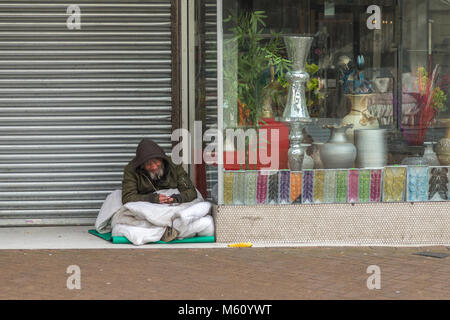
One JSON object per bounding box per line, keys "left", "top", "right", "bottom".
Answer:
{"left": 95, "top": 189, "right": 214, "bottom": 245}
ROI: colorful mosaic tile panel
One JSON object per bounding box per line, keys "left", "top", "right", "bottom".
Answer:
{"left": 313, "top": 170, "right": 325, "bottom": 203}
{"left": 428, "top": 167, "right": 449, "bottom": 201}
{"left": 302, "top": 170, "right": 314, "bottom": 203}
{"left": 223, "top": 171, "right": 234, "bottom": 205}
{"left": 279, "top": 171, "right": 291, "bottom": 204}
{"left": 336, "top": 170, "right": 348, "bottom": 203}
{"left": 290, "top": 172, "right": 302, "bottom": 204}
{"left": 267, "top": 172, "right": 280, "bottom": 204}
{"left": 323, "top": 170, "right": 337, "bottom": 203}
{"left": 347, "top": 170, "right": 359, "bottom": 203}
{"left": 358, "top": 170, "right": 371, "bottom": 203}
{"left": 383, "top": 167, "right": 406, "bottom": 202}
{"left": 232, "top": 171, "right": 245, "bottom": 205}
{"left": 407, "top": 166, "right": 429, "bottom": 202}
{"left": 256, "top": 171, "right": 269, "bottom": 204}
{"left": 370, "top": 169, "right": 382, "bottom": 202}
{"left": 244, "top": 171, "right": 258, "bottom": 205}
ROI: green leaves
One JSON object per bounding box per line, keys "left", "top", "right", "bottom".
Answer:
{"left": 432, "top": 87, "right": 447, "bottom": 112}
{"left": 306, "top": 63, "right": 319, "bottom": 76}
{"left": 224, "top": 10, "right": 292, "bottom": 126}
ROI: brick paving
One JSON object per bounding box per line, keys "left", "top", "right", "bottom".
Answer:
{"left": 0, "top": 246, "right": 449, "bottom": 300}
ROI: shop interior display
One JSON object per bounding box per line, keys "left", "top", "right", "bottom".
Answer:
{"left": 223, "top": 10, "right": 290, "bottom": 128}
{"left": 368, "top": 73, "right": 395, "bottom": 126}
{"left": 220, "top": 1, "right": 449, "bottom": 205}
{"left": 401, "top": 66, "right": 448, "bottom": 146}
{"left": 437, "top": 119, "right": 450, "bottom": 165}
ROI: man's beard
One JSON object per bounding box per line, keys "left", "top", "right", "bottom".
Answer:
{"left": 148, "top": 166, "right": 164, "bottom": 181}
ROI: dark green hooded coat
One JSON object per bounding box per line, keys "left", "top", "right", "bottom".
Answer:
{"left": 121, "top": 139, "right": 197, "bottom": 204}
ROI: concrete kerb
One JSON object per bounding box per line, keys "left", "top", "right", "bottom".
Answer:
{"left": 0, "top": 226, "right": 449, "bottom": 250}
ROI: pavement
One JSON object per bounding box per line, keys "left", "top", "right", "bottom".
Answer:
{"left": 0, "top": 226, "right": 449, "bottom": 300}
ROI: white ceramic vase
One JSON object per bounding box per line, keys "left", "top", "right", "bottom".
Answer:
{"left": 422, "top": 142, "right": 440, "bottom": 166}
{"left": 354, "top": 129, "right": 387, "bottom": 168}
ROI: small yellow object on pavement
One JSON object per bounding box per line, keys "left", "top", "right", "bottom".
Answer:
{"left": 228, "top": 242, "right": 253, "bottom": 248}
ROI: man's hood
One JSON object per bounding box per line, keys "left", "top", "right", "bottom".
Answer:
{"left": 130, "top": 139, "right": 170, "bottom": 169}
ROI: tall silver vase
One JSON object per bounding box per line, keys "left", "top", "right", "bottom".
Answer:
{"left": 281, "top": 36, "right": 313, "bottom": 170}
{"left": 282, "top": 36, "right": 313, "bottom": 121}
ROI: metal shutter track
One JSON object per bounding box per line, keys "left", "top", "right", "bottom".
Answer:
{"left": 0, "top": 0, "right": 173, "bottom": 224}
{"left": 204, "top": 0, "right": 217, "bottom": 202}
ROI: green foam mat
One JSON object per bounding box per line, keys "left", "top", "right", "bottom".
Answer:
{"left": 88, "top": 229, "right": 215, "bottom": 244}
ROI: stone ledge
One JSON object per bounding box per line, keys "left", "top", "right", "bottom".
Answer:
{"left": 213, "top": 202, "right": 450, "bottom": 246}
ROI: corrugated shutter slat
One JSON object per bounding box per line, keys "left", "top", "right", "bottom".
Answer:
{"left": 0, "top": 0, "right": 173, "bottom": 222}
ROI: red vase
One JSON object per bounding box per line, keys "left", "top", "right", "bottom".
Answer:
{"left": 402, "top": 125, "right": 428, "bottom": 146}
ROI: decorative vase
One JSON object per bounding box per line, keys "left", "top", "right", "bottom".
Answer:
{"left": 341, "top": 94, "right": 379, "bottom": 144}
{"left": 401, "top": 155, "right": 428, "bottom": 166}
{"left": 302, "top": 150, "right": 314, "bottom": 169}
{"left": 422, "top": 141, "right": 440, "bottom": 166}
{"left": 282, "top": 35, "right": 313, "bottom": 121}
{"left": 281, "top": 35, "right": 313, "bottom": 171}
{"left": 436, "top": 119, "right": 450, "bottom": 165}
{"left": 374, "top": 77, "right": 391, "bottom": 93}
{"left": 261, "top": 64, "right": 277, "bottom": 119}
{"left": 311, "top": 142, "right": 324, "bottom": 169}
{"left": 320, "top": 124, "right": 357, "bottom": 169}
{"left": 285, "top": 122, "right": 303, "bottom": 171}
{"left": 354, "top": 129, "right": 387, "bottom": 168}
{"left": 402, "top": 125, "right": 429, "bottom": 146}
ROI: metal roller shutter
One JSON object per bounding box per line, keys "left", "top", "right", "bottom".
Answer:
{"left": 204, "top": 0, "right": 218, "bottom": 202}
{"left": 0, "top": 0, "right": 173, "bottom": 225}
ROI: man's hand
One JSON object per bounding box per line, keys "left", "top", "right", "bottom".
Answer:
{"left": 158, "top": 194, "right": 174, "bottom": 204}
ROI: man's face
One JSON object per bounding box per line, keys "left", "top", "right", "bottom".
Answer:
{"left": 144, "top": 158, "right": 164, "bottom": 180}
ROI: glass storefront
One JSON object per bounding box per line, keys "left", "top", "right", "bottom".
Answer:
{"left": 214, "top": 0, "right": 450, "bottom": 205}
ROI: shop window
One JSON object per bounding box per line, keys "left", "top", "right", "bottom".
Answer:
{"left": 217, "top": 0, "right": 450, "bottom": 204}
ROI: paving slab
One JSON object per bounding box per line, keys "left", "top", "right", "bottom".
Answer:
{"left": 0, "top": 227, "right": 449, "bottom": 300}
{"left": 0, "top": 245, "right": 449, "bottom": 300}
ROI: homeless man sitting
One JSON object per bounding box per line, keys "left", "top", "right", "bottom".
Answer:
{"left": 121, "top": 138, "right": 198, "bottom": 242}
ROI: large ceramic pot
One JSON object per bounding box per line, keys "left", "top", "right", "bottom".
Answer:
{"left": 354, "top": 129, "right": 387, "bottom": 168}
{"left": 320, "top": 124, "right": 357, "bottom": 169}
{"left": 436, "top": 119, "right": 450, "bottom": 165}
{"left": 341, "top": 94, "right": 379, "bottom": 144}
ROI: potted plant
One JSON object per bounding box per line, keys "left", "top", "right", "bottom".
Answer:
{"left": 224, "top": 10, "right": 291, "bottom": 127}
{"left": 222, "top": 10, "right": 322, "bottom": 170}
